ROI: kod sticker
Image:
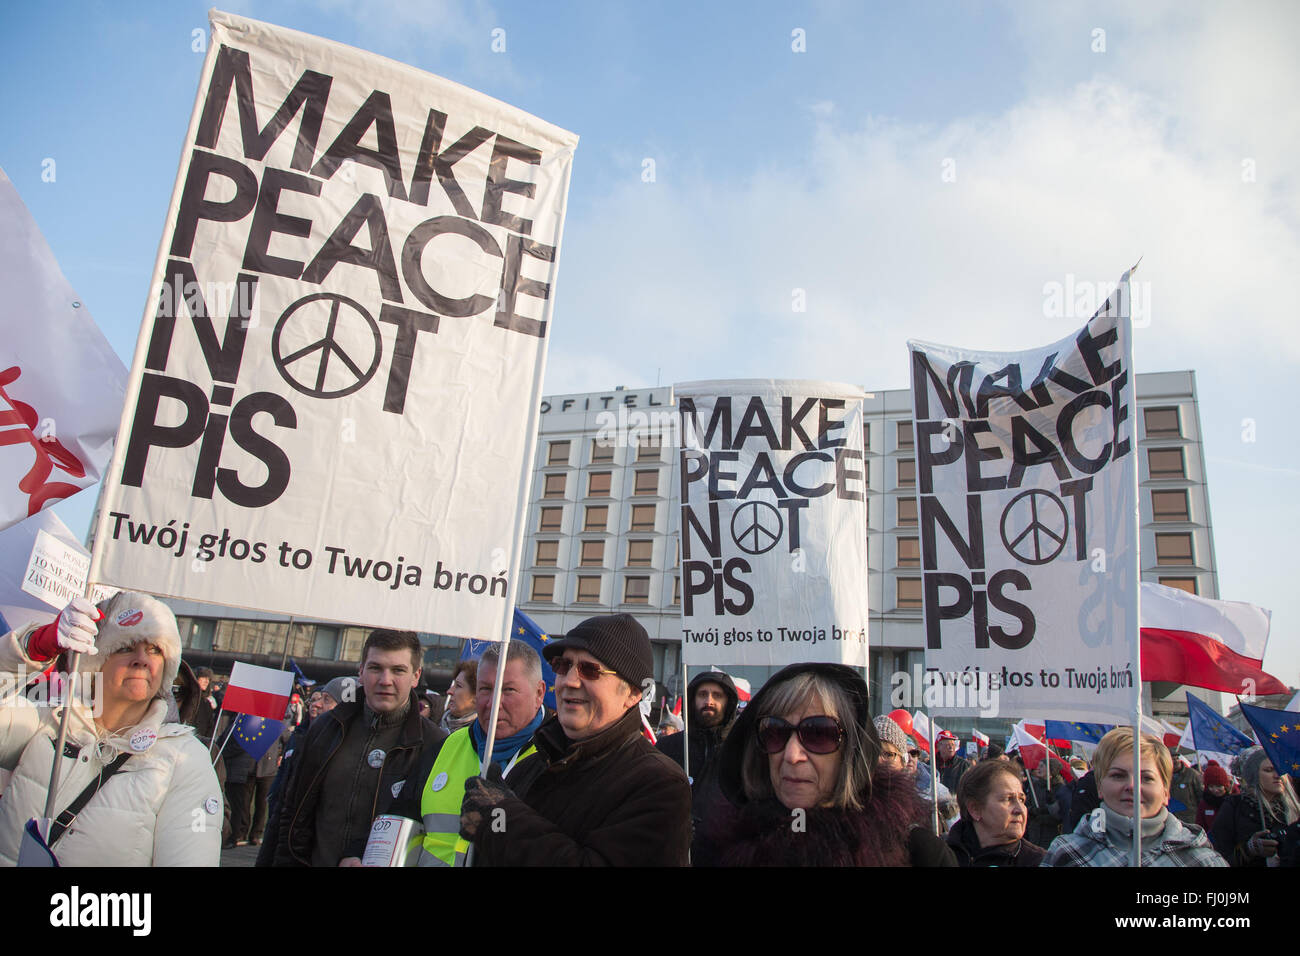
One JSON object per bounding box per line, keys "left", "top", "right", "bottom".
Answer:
{"left": 116, "top": 609, "right": 144, "bottom": 628}
{"left": 367, "top": 748, "right": 386, "bottom": 769}
{"left": 130, "top": 728, "right": 156, "bottom": 752}
{"left": 431, "top": 772, "right": 449, "bottom": 792}
{"left": 204, "top": 797, "right": 220, "bottom": 815}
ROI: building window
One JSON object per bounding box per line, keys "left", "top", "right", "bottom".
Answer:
{"left": 671, "top": 576, "right": 680, "bottom": 605}
{"left": 531, "top": 575, "right": 555, "bottom": 602}
{"left": 1144, "top": 407, "right": 1181, "bottom": 438}
{"left": 627, "top": 539, "right": 653, "bottom": 567}
{"left": 623, "top": 576, "right": 650, "bottom": 604}
{"left": 897, "top": 420, "right": 914, "bottom": 449}
{"left": 897, "top": 497, "right": 918, "bottom": 526}
{"left": 538, "top": 507, "right": 562, "bottom": 532}
{"left": 547, "top": 440, "right": 570, "bottom": 466}
{"left": 576, "top": 576, "right": 602, "bottom": 603}
{"left": 1154, "top": 533, "right": 1194, "bottom": 566}
{"left": 633, "top": 470, "right": 659, "bottom": 496}
{"left": 580, "top": 540, "right": 605, "bottom": 567}
{"left": 630, "top": 504, "right": 656, "bottom": 531}
{"left": 591, "top": 438, "right": 615, "bottom": 464}
{"left": 1151, "top": 490, "right": 1190, "bottom": 522}
{"left": 535, "top": 540, "right": 558, "bottom": 566}
{"left": 1148, "top": 448, "right": 1186, "bottom": 480}
{"left": 863, "top": 422, "right": 871, "bottom": 451}
{"left": 583, "top": 505, "right": 608, "bottom": 532}
{"left": 312, "top": 625, "right": 339, "bottom": 661}
{"left": 897, "top": 578, "right": 923, "bottom": 609}
{"left": 588, "top": 471, "right": 612, "bottom": 496}
{"left": 898, "top": 537, "right": 921, "bottom": 568}
{"left": 542, "top": 474, "right": 566, "bottom": 499}
{"left": 1158, "top": 576, "right": 1199, "bottom": 595}
{"left": 636, "top": 436, "right": 662, "bottom": 462}
{"left": 897, "top": 459, "right": 915, "bottom": 488}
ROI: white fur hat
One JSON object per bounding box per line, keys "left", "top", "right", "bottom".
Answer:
{"left": 79, "top": 591, "right": 183, "bottom": 698}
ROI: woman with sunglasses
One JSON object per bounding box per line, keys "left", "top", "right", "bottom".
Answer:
{"left": 693, "top": 663, "right": 956, "bottom": 866}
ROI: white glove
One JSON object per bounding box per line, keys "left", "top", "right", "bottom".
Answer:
{"left": 28, "top": 596, "right": 100, "bottom": 660}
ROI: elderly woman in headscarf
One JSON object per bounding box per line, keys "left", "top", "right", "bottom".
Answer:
{"left": 0, "top": 593, "right": 222, "bottom": 865}
{"left": 693, "top": 663, "right": 955, "bottom": 866}
{"left": 1210, "top": 747, "right": 1300, "bottom": 867}
{"left": 1041, "top": 727, "right": 1225, "bottom": 867}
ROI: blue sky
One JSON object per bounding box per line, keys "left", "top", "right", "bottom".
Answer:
{"left": 3, "top": 1, "right": 1297, "bottom": 686}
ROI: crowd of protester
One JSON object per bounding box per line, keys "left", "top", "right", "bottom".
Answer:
{"left": 1, "top": 594, "right": 1297, "bottom": 867}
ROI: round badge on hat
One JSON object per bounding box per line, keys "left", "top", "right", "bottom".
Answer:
{"left": 431, "top": 771, "right": 449, "bottom": 792}
{"left": 129, "top": 728, "right": 157, "bottom": 752}
{"left": 204, "top": 797, "right": 220, "bottom": 815}
{"left": 367, "top": 748, "right": 386, "bottom": 769}
{"left": 117, "top": 609, "right": 144, "bottom": 628}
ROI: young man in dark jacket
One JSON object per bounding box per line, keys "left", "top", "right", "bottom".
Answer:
{"left": 459, "top": 614, "right": 691, "bottom": 866}
{"left": 271, "top": 630, "right": 444, "bottom": 866}
{"left": 656, "top": 670, "right": 738, "bottom": 786}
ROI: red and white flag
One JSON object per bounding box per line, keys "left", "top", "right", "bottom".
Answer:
{"left": 222, "top": 662, "right": 294, "bottom": 720}
{"left": 1140, "top": 583, "right": 1287, "bottom": 696}
{"left": 911, "top": 711, "right": 943, "bottom": 753}
{"left": 972, "top": 729, "right": 990, "bottom": 749}
{"left": 0, "top": 168, "right": 127, "bottom": 531}
{"left": 1012, "top": 723, "right": 1047, "bottom": 769}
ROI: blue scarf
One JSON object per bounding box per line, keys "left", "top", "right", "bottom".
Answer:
{"left": 470, "top": 708, "right": 545, "bottom": 771}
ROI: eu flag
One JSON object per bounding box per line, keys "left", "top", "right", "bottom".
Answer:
{"left": 1044, "top": 720, "right": 1113, "bottom": 744}
{"left": 1186, "top": 692, "right": 1253, "bottom": 758}
{"left": 233, "top": 714, "right": 284, "bottom": 761}
{"left": 462, "top": 609, "right": 556, "bottom": 711}
{"left": 1239, "top": 702, "right": 1300, "bottom": 780}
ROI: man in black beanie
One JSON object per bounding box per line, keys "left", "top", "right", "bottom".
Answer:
{"left": 460, "top": 614, "right": 691, "bottom": 865}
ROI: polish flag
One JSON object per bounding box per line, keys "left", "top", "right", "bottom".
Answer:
{"left": 222, "top": 662, "right": 294, "bottom": 720}
{"left": 1012, "top": 723, "right": 1047, "bottom": 769}
{"left": 732, "top": 677, "right": 752, "bottom": 703}
{"left": 911, "top": 711, "right": 942, "bottom": 753}
{"left": 1140, "top": 583, "right": 1288, "bottom": 697}
{"left": 972, "top": 729, "right": 990, "bottom": 749}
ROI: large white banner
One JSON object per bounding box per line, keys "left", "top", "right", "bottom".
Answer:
{"left": 676, "top": 379, "right": 869, "bottom": 667}
{"left": 93, "top": 12, "right": 578, "bottom": 638}
{"left": 909, "top": 269, "right": 1140, "bottom": 722}
{"left": 0, "top": 168, "right": 127, "bottom": 531}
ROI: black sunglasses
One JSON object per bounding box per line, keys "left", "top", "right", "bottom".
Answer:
{"left": 755, "top": 715, "right": 845, "bottom": 755}
{"left": 550, "top": 657, "right": 618, "bottom": 681}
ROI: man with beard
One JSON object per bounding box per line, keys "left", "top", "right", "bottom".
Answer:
{"left": 656, "top": 671, "right": 738, "bottom": 787}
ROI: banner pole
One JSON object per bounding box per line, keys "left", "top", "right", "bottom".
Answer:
{"left": 211, "top": 715, "right": 238, "bottom": 765}
{"left": 1131, "top": 716, "right": 1142, "bottom": 867}
{"left": 278, "top": 617, "right": 296, "bottom": 669}
{"left": 929, "top": 713, "right": 938, "bottom": 835}
{"left": 682, "top": 661, "right": 691, "bottom": 785}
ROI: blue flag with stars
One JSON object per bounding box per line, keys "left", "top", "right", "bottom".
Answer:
{"left": 462, "top": 609, "right": 556, "bottom": 711}
{"left": 233, "top": 714, "right": 284, "bottom": 761}
{"left": 1186, "top": 692, "right": 1253, "bottom": 758}
{"left": 1239, "top": 702, "right": 1300, "bottom": 780}
{"left": 1044, "top": 720, "right": 1113, "bottom": 744}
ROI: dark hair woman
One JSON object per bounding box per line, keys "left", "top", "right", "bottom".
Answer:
{"left": 693, "top": 663, "right": 955, "bottom": 866}
{"left": 1211, "top": 747, "right": 1300, "bottom": 867}
{"left": 947, "top": 759, "right": 1045, "bottom": 866}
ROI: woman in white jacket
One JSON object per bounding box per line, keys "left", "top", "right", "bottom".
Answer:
{"left": 0, "top": 591, "right": 222, "bottom": 866}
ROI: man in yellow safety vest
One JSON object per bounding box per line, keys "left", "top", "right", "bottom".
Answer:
{"left": 389, "top": 639, "right": 546, "bottom": 866}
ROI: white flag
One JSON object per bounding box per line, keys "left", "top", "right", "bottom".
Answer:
{"left": 908, "top": 267, "right": 1141, "bottom": 722}
{"left": 0, "top": 168, "right": 127, "bottom": 531}
{"left": 676, "top": 379, "right": 869, "bottom": 667}
{"left": 92, "top": 12, "right": 578, "bottom": 638}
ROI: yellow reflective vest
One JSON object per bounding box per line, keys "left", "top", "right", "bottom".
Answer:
{"left": 418, "top": 727, "right": 535, "bottom": 866}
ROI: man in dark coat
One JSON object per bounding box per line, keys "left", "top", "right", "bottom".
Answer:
{"left": 460, "top": 614, "right": 691, "bottom": 866}
{"left": 271, "top": 630, "right": 444, "bottom": 866}
{"left": 655, "top": 670, "right": 738, "bottom": 785}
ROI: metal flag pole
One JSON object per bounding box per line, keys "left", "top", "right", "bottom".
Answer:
{"left": 278, "top": 617, "right": 297, "bottom": 669}
{"left": 928, "top": 713, "right": 939, "bottom": 835}
{"left": 682, "top": 661, "right": 691, "bottom": 785}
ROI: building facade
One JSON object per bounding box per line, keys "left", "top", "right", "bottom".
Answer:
{"left": 106, "top": 373, "right": 1222, "bottom": 734}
